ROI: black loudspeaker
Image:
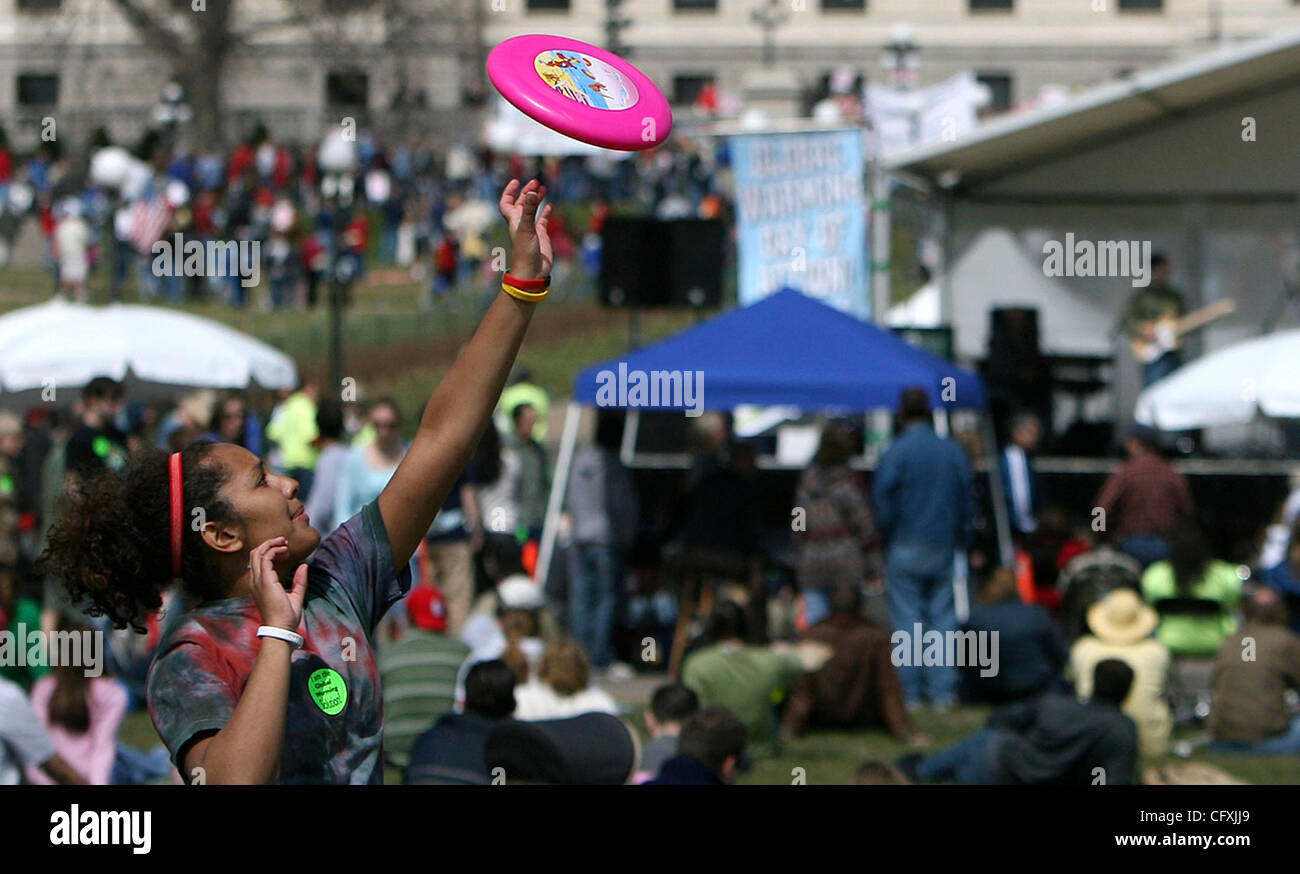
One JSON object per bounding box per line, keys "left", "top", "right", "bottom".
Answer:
{"left": 984, "top": 307, "right": 1052, "bottom": 444}
{"left": 988, "top": 307, "right": 1041, "bottom": 358}
{"left": 599, "top": 218, "right": 724, "bottom": 308}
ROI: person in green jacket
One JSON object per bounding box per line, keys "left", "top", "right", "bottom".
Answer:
{"left": 497, "top": 370, "right": 549, "bottom": 442}
{"left": 265, "top": 379, "right": 320, "bottom": 496}
{"left": 1141, "top": 526, "right": 1242, "bottom": 658}
{"left": 682, "top": 600, "right": 830, "bottom": 748}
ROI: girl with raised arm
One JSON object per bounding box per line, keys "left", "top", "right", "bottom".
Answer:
{"left": 39, "top": 179, "right": 553, "bottom": 784}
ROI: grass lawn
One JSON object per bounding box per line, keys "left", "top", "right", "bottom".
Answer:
{"left": 115, "top": 699, "right": 1300, "bottom": 786}
{"left": 742, "top": 708, "right": 1300, "bottom": 786}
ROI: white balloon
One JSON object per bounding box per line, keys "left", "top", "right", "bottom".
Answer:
{"left": 165, "top": 179, "right": 190, "bottom": 207}
{"left": 89, "top": 146, "right": 133, "bottom": 188}
{"left": 364, "top": 169, "right": 391, "bottom": 204}
{"left": 6, "top": 183, "right": 33, "bottom": 213}
{"left": 271, "top": 199, "right": 295, "bottom": 233}
{"left": 318, "top": 130, "right": 357, "bottom": 173}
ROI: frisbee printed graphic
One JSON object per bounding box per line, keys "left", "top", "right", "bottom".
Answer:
{"left": 488, "top": 34, "right": 671, "bottom": 151}
{"left": 533, "top": 50, "right": 639, "bottom": 111}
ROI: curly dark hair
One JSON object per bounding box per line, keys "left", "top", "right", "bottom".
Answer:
{"left": 37, "top": 441, "right": 240, "bottom": 634}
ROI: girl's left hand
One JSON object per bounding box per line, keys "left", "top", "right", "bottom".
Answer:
{"left": 499, "top": 178, "right": 553, "bottom": 281}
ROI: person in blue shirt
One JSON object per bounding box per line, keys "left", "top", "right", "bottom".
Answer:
{"left": 1262, "top": 516, "right": 1300, "bottom": 633}
{"left": 405, "top": 659, "right": 516, "bottom": 785}
{"left": 962, "top": 567, "right": 1067, "bottom": 703}
{"left": 872, "top": 387, "right": 974, "bottom": 709}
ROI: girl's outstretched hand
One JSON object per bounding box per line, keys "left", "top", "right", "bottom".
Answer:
{"left": 499, "top": 178, "right": 553, "bottom": 281}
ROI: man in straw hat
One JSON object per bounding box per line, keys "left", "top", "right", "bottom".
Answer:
{"left": 1070, "top": 588, "right": 1171, "bottom": 756}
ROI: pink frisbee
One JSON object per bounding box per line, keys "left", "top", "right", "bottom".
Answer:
{"left": 487, "top": 34, "right": 673, "bottom": 151}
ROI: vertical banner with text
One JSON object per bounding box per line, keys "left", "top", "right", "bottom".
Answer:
{"left": 729, "top": 127, "right": 869, "bottom": 318}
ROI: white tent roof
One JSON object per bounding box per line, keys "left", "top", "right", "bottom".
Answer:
{"left": 1135, "top": 328, "right": 1300, "bottom": 429}
{"left": 885, "top": 282, "right": 939, "bottom": 327}
{"left": 0, "top": 299, "right": 298, "bottom": 399}
{"left": 887, "top": 30, "right": 1300, "bottom": 231}
{"left": 889, "top": 229, "right": 1115, "bottom": 360}
{"left": 887, "top": 30, "right": 1300, "bottom": 195}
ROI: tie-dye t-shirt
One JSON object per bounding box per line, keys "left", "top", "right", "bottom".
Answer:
{"left": 147, "top": 499, "right": 412, "bottom": 784}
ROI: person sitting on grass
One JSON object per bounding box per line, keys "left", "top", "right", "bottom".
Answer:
{"left": 780, "top": 583, "right": 921, "bottom": 745}
{"left": 961, "top": 567, "right": 1067, "bottom": 705}
{"left": 456, "top": 576, "right": 552, "bottom": 710}
{"left": 682, "top": 600, "right": 831, "bottom": 748}
{"left": 406, "top": 659, "right": 518, "bottom": 785}
{"left": 1069, "top": 588, "right": 1171, "bottom": 757}
{"left": 24, "top": 615, "right": 127, "bottom": 785}
{"left": 1260, "top": 515, "right": 1300, "bottom": 633}
{"left": 1208, "top": 588, "right": 1300, "bottom": 755}
{"left": 898, "top": 659, "right": 1138, "bottom": 786}
{"left": 644, "top": 706, "right": 747, "bottom": 786}
{"left": 512, "top": 638, "right": 619, "bottom": 721}
{"left": 1141, "top": 524, "right": 1242, "bottom": 659}
{"left": 635, "top": 683, "right": 700, "bottom": 782}
{"left": 0, "top": 674, "right": 87, "bottom": 785}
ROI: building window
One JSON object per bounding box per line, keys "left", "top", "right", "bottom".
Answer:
{"left": 16, "top": 73, "right": 59, "bottom": 107}
{"left": 976, "top": 72, "right": 1012, "bottom": 115}
{"left": 527, "top": 0, "right": 571, "bottom": 10}
{"left": 674, "top": 0, "right": 718, "bottom": 9}
{"left": 672, "top": 74, "right": 714, "bottom": 106}
{"left": 1118, "top": 0, "right": 1163, "bottom": 9}
{"left": 325, "top": 71, "right": 369, "bottom": 109}
{"left": 821, "top": 0, "right": 866, "bottom": 10}
{"left": 16, "top": 0, "right": 61, "bottom": 11}
{"left": 969, "top": 0, "right": 1013, "bottom": 10}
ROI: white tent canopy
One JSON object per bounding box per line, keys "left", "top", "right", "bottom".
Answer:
{"left": 885, "top": 282, "right": 939, "bottom": 327}
{"left": 0, "top": 299, "right": 297, "bottom": 399}
{"left": 888, "top": 229, "right": 1115, "bottom": 361}
{"left": 887, "top": 30, "right": 1300, "bottom": 230}
{"left": 1134, "top": 328, "right": 1300, "bottom": 430}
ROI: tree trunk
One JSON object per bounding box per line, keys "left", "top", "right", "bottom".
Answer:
{"left": 178, "top": 53, "right": 227, "bottom": 149}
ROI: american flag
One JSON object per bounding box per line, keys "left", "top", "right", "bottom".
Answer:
{"left": 128, "top": 195, "right": 173, "bottom": 254}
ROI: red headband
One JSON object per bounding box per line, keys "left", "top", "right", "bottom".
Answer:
{"left": 169, "top": 451, "right": 184, "bottom": 580}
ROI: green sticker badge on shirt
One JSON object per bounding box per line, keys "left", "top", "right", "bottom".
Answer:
{"left": 308, "top": 668, "right": 348, "bottom": 716}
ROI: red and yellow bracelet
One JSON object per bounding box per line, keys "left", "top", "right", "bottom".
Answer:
{"left": 502, "top": 272, "right": 551, "bottom": 302}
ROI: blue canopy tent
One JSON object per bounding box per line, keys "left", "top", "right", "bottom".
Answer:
{"left": 574, "top": 288, "right": 986, "bottom": 412}
{"left": 538, "top": 288, "right": 1011, "bottom": 590}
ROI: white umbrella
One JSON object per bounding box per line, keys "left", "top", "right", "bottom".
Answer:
{"left": 0, "top": 299, "right": 297, "bottom": 399}
{"left": 1134, "top": 328, "right": 1300, "bottom": 430}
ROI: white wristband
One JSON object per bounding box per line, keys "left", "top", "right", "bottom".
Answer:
{"left": 257, "top": 625, "right": 304, "bottom": 650}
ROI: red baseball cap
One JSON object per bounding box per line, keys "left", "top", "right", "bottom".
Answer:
{"left": 407, "top": 585, "right": 447, "bottom": 632}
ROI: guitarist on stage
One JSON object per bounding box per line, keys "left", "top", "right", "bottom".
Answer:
{"left": 1119, "top": 253, "right": 1189, "bottom": 387}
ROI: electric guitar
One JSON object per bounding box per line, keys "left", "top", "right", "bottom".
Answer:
{"left": 1128, "top": 298, "right": 1236, "bottom": 364}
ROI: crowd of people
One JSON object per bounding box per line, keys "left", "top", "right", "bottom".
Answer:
{"left": 3, "top": 347, "right": 1300, "bottom": 783}
{"left": 0, "top": 122, "right": 728, "bottom": 308}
